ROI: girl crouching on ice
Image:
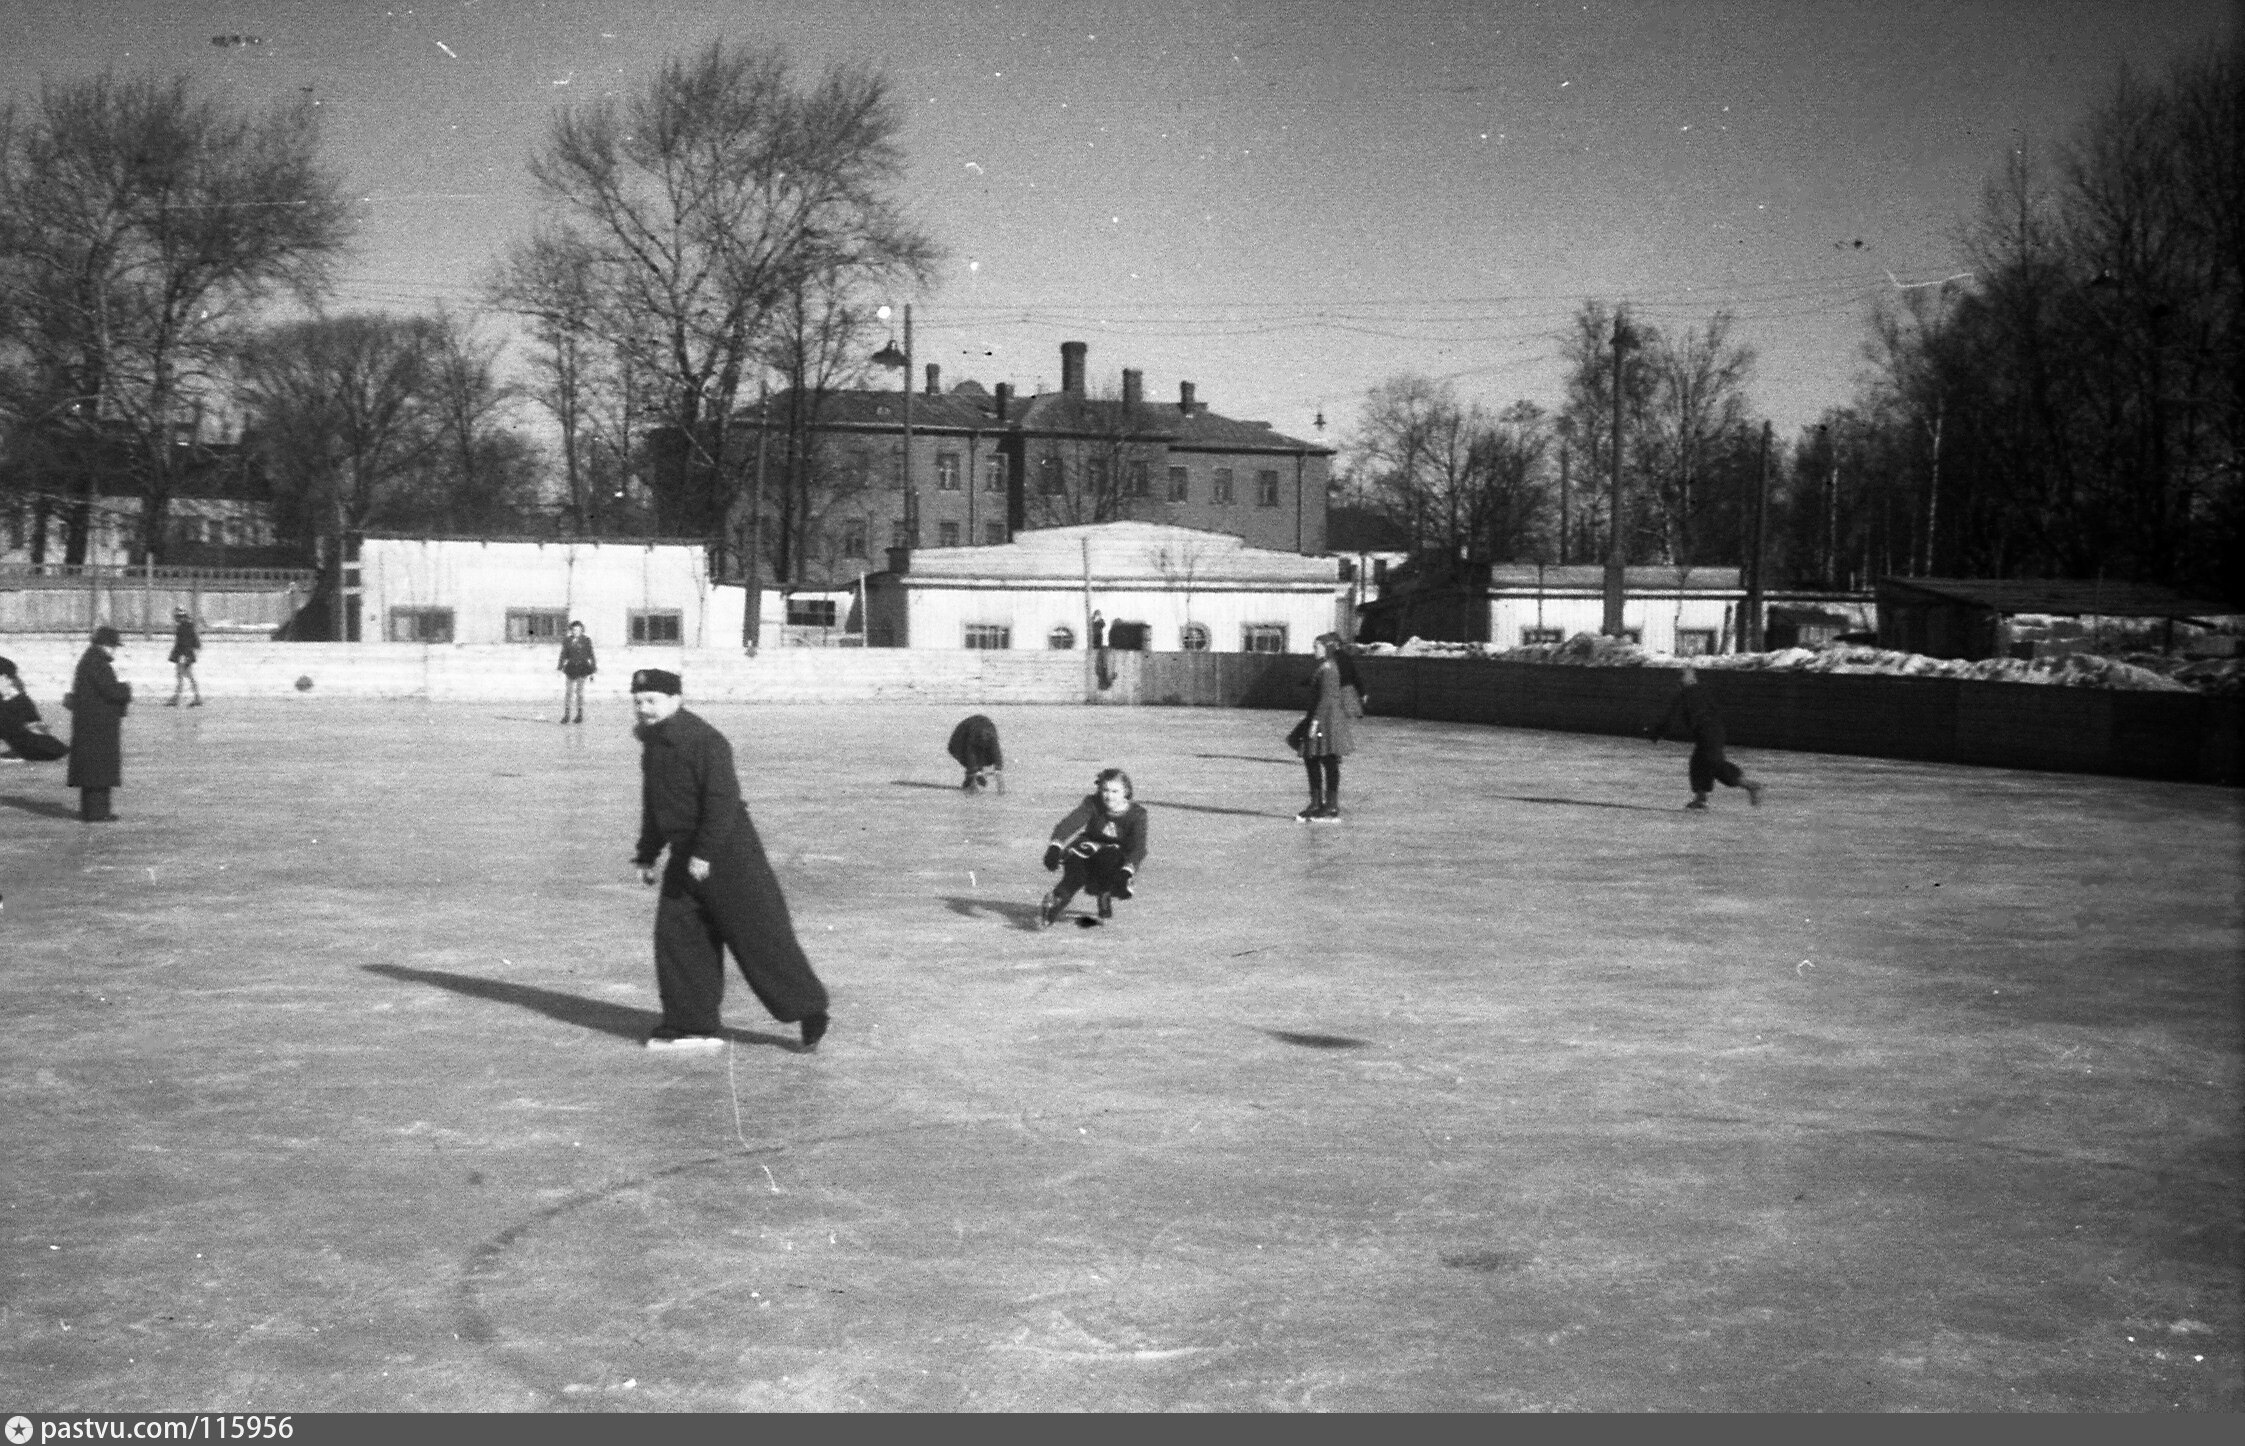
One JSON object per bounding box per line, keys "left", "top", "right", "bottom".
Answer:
{"left": 1039, "top": 768, "right": 1148, "bottom": 927}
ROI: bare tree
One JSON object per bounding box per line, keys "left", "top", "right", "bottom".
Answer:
{"left": 0, "top": 71, "right": 347, "bottom": 562}
{"left": 1638, "top": 312, "right": 1756, "bottom": 565}
{"left": 512, "top": 42, "right": 938, "bottom": 562}
{"left": 1022, "top": 385, "right": 1169, "bottom": 528}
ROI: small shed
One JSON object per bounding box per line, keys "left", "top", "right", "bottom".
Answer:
{"left": 1875, "top": 577, "right": 2238, "bottom": 661}
{"left": 353, "top": 534, "right": 747, "bottom": 648}
{"left": 861, "top": 521, "right": 1342, "bottom": 652}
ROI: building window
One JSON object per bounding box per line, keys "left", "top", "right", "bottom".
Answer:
{"left": 1242, "top": 623, "right": 1287, "bottom": 654}
{"left": 937, "top": 521, "right": 961, "bottom": 547}
{"left": 1127, "top": 461, "right": 1150, "bottom": 497}
{"left": 983, "top": 455, "right": 1008, "bottom": 493}
{"left": 983, "top": 521, "right": 1007, "bottom": 545}
{"left": 1085, "top": 458, "right": 1109, "bottom": 496}
{"left": 787, "top": 598, "right": 838, "bottom": 628}
{"left": 847, "top": 448, "right": 872, "bottom": 487}
{"left": 841, "top": 521, "right": 867, "bottom": 559}
{"left": 890, "top": 520, "right": 914, "bottom": 549}
{"left": 1521, "top": 627, "right": 1565, "bottom": 646}
{"left": 1257, "top": 469, "right": 1281, "bottom": 506}
{"left": 1675, "top": 628, "right": 1718, "bottom": 657}
{"left": 388, "top": 607, "right": 454, "bottom": 644}
{"left": 1167, "top": 466, "right": 1189, "bottom": 502}
{"left": 1047, "top": 625, "right": 1076, "bottom": 650}
{"left": 629, "top": 609, "right": 684, "bottom": 645}
{"left": 506, "top": 608, "right": 569, "bottom": 644}
{"left": 1038, "top": 454, "right": 1065, "bottom": 495}
{"left": 964, "top": 623, "right": 1011, "bottom": 650}
{"left": 889, "top": 443, "right": 908, "bottom": 490}
{"left": 1179, "top": 623, "right": 1210, "bottom": 652}
{"left": 1212, "top": 468, "right": 1234, "bottom": 505}
{"left": 936, "top": 452, "right": 962, "bottom": 491}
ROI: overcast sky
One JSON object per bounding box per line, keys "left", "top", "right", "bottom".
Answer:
{"left": 7, "top": 0, "right": 2237, "bottom": 453}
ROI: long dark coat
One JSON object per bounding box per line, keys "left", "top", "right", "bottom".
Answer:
{"left": 66, "top": 646, "right": 131, "bottom": 788}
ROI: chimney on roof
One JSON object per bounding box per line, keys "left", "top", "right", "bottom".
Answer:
{"left": 994, "top": 382, "right": 1012, "bottom": 423}
{"left": 1061, "top": 340, "right": 1087, "bottom": 395}
{"left": 1122, "top": 368, "right": 1142, "bottom": 407}
{"left": 924, "top": 363, "right": 940, "bottom": 396}
{"left": 1178, "top": 381, "right": 1197, "bottom": 415}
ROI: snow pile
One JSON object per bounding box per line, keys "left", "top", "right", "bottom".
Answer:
{"left": 1355, "top": 634, "right": 2203, "bottom": 692}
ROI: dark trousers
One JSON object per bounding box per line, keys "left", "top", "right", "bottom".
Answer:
{"left": 1052, "top": 843, "right": 1129, "bottom": 905}
{"left": 1302, "top": 755, "right": 1340, "bottom": 797}
{"left": 78, "top": 786, "right": 113, "bottom": 820}
{"left": 4, "top": 733, "right": 69, "bottom": 761}
{"left": 1688, "top": 743, "right": 1744, "bottom": 793}
{"left": 652, "top": 810, "right": 828, "bottom": 1035}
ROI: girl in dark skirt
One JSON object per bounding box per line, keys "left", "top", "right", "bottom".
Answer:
{"left": 1039, "top": 768, "right": 1148, "bottom": 926}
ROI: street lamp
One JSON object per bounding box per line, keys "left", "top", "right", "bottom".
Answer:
{"left": 873, "top": 303, "right": 915, "bottom": 552}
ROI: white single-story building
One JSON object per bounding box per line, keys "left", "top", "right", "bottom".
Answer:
{"left": 1487, "top": 566, "right": 1875, "bottom": 654}
{"left": 352, "top": 534, "right": 749, "bottom": 649}
{"left": 862, "top": 521, "right": 1344, "bottom": 653}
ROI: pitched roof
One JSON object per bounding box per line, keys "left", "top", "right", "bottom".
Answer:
{"left": 742, "top": 384, "right": 1330, "bottom": 453}
{"left": 891, "top": 521, "right": 1339, "bottom": 585}
{"left": 1877, "top": 576, "right": 2238, "bottom": 620}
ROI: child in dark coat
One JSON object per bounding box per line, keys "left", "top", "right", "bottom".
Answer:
{"left": 1649, "top": 667, "right": 1764, "bottom": 810}
{"left": 947, "top": 713, "right": 1004, "bottom": 792}
{"left": 1039, "top": 768, "right": 1148, "bottom": 926}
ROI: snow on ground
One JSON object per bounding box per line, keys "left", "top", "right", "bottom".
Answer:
{"left": 1360, "top": 633, "right": 2229, "bottom": 693}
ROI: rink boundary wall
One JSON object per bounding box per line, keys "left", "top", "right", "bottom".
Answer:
{"left": 0, "top": 640, "right": 2229, "bottom": 784}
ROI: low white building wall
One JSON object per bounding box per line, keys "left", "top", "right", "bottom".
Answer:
{"left": 356, "top": 536, "right": 747, "bottom": 649}
{"left": 902, "top": 580, "right": 1340, "bottom": 654}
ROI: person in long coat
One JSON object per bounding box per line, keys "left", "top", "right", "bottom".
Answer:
{"left": 629, "top": 668, "right": 830, "bottom": 1052}
{"left": 946, "top": 713, "right": 1005, "bottom": 792}
{"left": 66, "top": 626, "right": 131, "bottom": 821}
{"left": 1649, "top": 666, "right": 1764, "bottom": 810}
{"left": 1295, "top": 632, "right": 1359, "bottom": 821}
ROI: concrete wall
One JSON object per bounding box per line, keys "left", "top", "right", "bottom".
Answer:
{"left": 1345, "top": 656, "right": 2237, "bottom": 786}
{"left": 3, "top": 638, "right": 2226, "bottom": 784}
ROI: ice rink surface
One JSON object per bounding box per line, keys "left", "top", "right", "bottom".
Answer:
{"left": 2, "top": 698, "right": 2239, "bottom": 1411}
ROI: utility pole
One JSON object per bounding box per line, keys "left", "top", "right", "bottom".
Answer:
{"left": 743, "top": 380, "right": 768, "bottom": 651}
{"left": 1557, "top": 438, "right": 1570, "bottom": 566}
{"left": 1602, "top": 311, "right": 1631, "bottom": 637}
{"left": 1744, "top": 419, "right": 1770, "bottom": 651}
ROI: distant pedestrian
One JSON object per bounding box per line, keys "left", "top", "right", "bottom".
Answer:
{"left": 1649, "top": 666, "right": 1764, "bottom": 810}
{"left": 166, "top": 608, "right": 202, "bottom": 707}
{"left": 629, "top": 668, "right": 830, "bottom": 1053}
{"left": 1088, "top": 610, "right": 1106, "bottom": 651}
{"left": 1039, "top": 767, "right": 1148, "bottom": 927}
{"left": 0, "top": 661, "right": 69, "bottom": 762}
{"left": 66, "top": 625, "right": 131, "bottom": 822}
{"left": 1293, "top": 632, "right": 1360, "bottom": 821}
{"left": 557, "top": 620, "right": 597, "bottom": 724}
{"left": 946, "top": 713, "right": 1005, "bottom": 792}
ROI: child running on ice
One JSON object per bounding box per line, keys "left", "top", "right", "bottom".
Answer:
{"left": 1039, "top": 767, "right": 1148, "bottom": 927}
{"left": 1649, "top": 666, "right": 1764, "bottom": 810}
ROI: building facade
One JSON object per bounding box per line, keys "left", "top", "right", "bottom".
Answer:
{"left": 350, "top": 534, "right": 748, "bottom": 649}
{"left": 862, "top": 521, "right": 1343, "bottom": 652}
{"left": 727, "top": 341, "right": 1334, "bottom": 592}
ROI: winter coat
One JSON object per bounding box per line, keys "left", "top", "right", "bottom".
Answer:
{"left": 66, "top": 646, "right": 131, "bottom": 788}
{"left": 1299, "top": 656, "right": 1358, "bottom": 758}
{"left": 1048, "top": 794, "right": 1149, "bottom": 870}
{"left": 168, "top": 620, "right": 200, "bottom": 664}
{"left": 947, "top": 714, "right": 1003, "bottom": 773}
{"left": 1650, "top": 683, "right": 1725, "bottom": 749}
{"left": 558, "top": 634, "right": 598, "bottom": 679}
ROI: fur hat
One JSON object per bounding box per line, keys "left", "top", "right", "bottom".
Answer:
{"left": 630, "top": 668, "right": 682, "bottom": 695}
{"left": 91, "top": 625, "right": 123, "bottom": 647}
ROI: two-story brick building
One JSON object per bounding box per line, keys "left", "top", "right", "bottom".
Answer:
{"left": 731, "top": 341, "right": 1332, "bottom": 590}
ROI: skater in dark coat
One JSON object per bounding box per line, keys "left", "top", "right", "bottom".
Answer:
{"left": 1293, "top": 633, "right": 1360, "bottom": 821}
{"left": 0, "top": 664, "right": 69, "bottom": 761}
{"left": 166, "top": 609, "right": 202, "bottom": 707}
{"left": 556, "top": 621, "right": 596, "bottom": 724}
{"left": 629, "top": 668, "right": 830, "bottom": 1052}
{"left": 1039, "top": 768, "right": 1148, "bottom": 927}
{"left": 946, "top": 713, "right": 1005, "bottom": 792}
{"left": 66, "top": 626, "right": 131, "bottom": 821}
{"left": 1649, "top": 667, "right": 1764, "bottom": 810}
